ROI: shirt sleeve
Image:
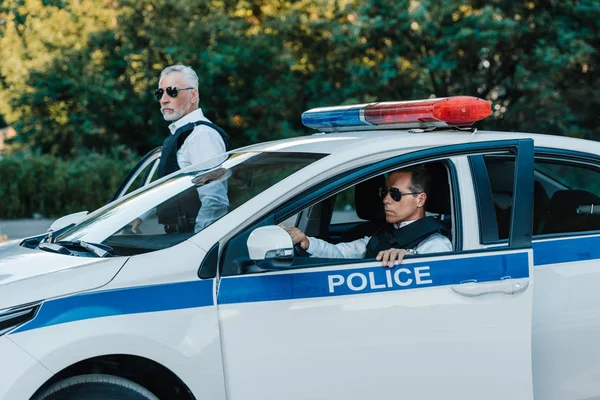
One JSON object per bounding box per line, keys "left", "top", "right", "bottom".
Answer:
{"left": 179, "top": 125, "right": 229, "bottom": 232}
{"left": 306, "top": 237, "right": 370, "bottom": 259}
{"left": 415, "top": 233, "right": 453, "bottom": 254}
{"left": 194, "top": 181, "right": 229, "bottom": 231}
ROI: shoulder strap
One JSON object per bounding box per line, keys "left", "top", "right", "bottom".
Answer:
{"left": 176, "top": 120, "right": 229, "bottom": 151}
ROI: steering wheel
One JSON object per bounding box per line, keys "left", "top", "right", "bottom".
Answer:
{"left": 294, "top": 243, "right": 310, "bottom": 257}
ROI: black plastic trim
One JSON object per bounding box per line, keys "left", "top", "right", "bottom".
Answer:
{"left": 199, "top": 243, "right": 219, "bottom": 279}
{"left": 468, "top": 155, "right": 500, "bottom": 243}
{"left": 446, "top": 159, "right": 463, "bottom": 251}
{"left": 510, "top": 139, "right": 535, "bottom": 247}
{"left": 535, "top": 147, "right": 600, "bottom": 163}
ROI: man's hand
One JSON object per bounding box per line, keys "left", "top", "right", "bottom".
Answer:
{"left": 283, "top": 227, "right": 310, "bottom": 250}
{"left": 376, "top": 248, "right": 407, "bottom": 267}
{"left": 131, "top": 218, "right": 143, "bottom": 234}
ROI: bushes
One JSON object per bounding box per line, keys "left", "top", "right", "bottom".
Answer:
{"left": 0, "top": 152, "right": 138, "bottom": 218}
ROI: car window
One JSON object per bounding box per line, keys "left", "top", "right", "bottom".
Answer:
{"left": 223, "top": 160, "right": 457, "bottom": 276}
{"left": 535, "top": 162, "right": 600, "bottom": 196}
{"left": 122, "top": 163, "right": 152, "bottom": 197}
{"left": 119, "top": 156, "right": 160, "bottom": 199}
{"left": 55, "top": 152, "right": 326, "bottom": 256}
{"left": 331, "top": 186, "right": 365, "bottom": 225}
{"left": 483, "top": 154, "right": 600, "bottom": 238}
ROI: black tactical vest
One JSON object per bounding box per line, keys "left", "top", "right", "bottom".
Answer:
{"left": 365, "top": 216, "right": 451, "bottom": 258}
{"left": 156, "top": 120, "right": 229, "bottom": 232}
{"left": 157, "top": 120, "right": 229, "bottom": 178}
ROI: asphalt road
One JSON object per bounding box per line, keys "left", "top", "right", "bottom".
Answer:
{"left": 0, "top": 219, "right": 54, "bottom": 241}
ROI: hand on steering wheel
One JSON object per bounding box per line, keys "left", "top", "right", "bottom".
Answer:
{"left": 282, "top": 226, "right": 310, "bottom": 257}
{"left": 294, "top": 243, "right": 310, "bottom": 257}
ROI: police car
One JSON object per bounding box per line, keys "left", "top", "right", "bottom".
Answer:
{"left": 2, "top": 96, "right": 600, "bottom": 400}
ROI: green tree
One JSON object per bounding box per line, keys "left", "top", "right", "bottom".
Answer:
{"left": 0, "top": 0, "right": 598, "bottom": 158}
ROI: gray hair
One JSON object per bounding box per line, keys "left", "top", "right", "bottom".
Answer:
{"left": 390, "top": 165, "right": 431, "bottom": 195}
{"left": 159, "top": 65, "right": 199, "bottom": 89}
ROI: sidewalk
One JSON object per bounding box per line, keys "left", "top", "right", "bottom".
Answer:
{"left": 0, "top": 219, "right": 54, "bottom": 241}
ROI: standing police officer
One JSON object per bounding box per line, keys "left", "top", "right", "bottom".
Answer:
{"left": 132, "top": 65, "right": 229, "bottom": 233}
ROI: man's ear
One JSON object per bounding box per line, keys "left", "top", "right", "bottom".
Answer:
{"left": 191, "top": 88, "right": 199, "bottom": 105}
{"left": 417, "top": 192, "right": 427, "bottom": 208}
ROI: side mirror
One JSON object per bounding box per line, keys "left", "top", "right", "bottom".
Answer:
{"left": 247, "top": 225, "right": 294, "bottom": 261}
{"left": 48, "top": 211, "right": 89, "bottom": 232}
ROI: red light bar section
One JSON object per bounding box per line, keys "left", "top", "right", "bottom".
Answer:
{"left": 363, "top": 96, "right": 492, "bottom": 127}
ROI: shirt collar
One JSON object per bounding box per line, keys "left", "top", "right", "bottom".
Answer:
{"left": 393, "top": 220, "right": 417, "bottom": 229}
{"left": 168, "top": 108, "right": 206, "bottom": 135}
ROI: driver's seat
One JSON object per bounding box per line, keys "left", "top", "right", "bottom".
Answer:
{"left": 340, "top": 175, "right": 387, "bottom": 242}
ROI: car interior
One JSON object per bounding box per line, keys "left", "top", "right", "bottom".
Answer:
{"left": 484, "top": 156, "right": 600, "bottom": 239}
{"left": 288, "top": 161, "right": 456, "bottom": 256}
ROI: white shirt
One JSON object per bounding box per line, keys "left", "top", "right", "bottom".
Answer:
{"left": 306, "top": 220, "right": 452, "bottom": 259}
{"left": 168, "top": 108, "right": 226, "bottom": 169}
{"left": 168, "top": 108, "right": 229, "bottom": 231}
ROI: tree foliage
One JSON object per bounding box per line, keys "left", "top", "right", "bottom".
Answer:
{"left": 0, "top": 0, "right": 598, "bottom": 157}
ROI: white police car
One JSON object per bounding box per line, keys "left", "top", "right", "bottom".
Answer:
{"left": 2, "top": 96, "right": 600, "bottom": 400}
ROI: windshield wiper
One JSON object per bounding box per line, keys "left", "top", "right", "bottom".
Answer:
{"left": 53, "top": 240, "right": 114, "bottom": 258}
{"left": 78, "top": 241, "right": 114, "bottom": 258}
{"left": 20, "top": 223, "right": 76, "bottom": 250}
{"left": 38, "top": 242, "right": 72, "bottom": 255}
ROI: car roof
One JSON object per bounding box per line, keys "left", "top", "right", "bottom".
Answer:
{"left": 234, "top": 129, "right": 600, "bottom": 159}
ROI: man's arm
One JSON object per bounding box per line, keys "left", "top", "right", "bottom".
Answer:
{"left": 284, "top": 227, "right": 368, "bottom": 259}
{"left": 377, "top": 232, "right": 453, "bottom": 267}
{"left": 181, "top": 127, "right": 229, "bottom": 232}
{"left": 307, "top": 236, "right": 369, "bottom": 259}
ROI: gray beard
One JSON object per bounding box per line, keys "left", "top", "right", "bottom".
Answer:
{"left": 162, "top": 109, "right": 185, "bottom": 122}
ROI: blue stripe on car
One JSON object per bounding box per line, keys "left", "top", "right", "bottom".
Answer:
{"left": 533, "top": 236, "right": 600, "bottom": 266}
{"left": 13, "top": 279, "right": 214, "bottom": 333}
{"left": 12, "top": 251, "right": 531, "bottom": 333}
{"left": 218, "top": 252, "right": 529, "bottom": 304}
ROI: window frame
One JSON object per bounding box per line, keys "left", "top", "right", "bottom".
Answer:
{"left": 474, "top": 147, "right": 600, "bottom": 245}
{"left": 220, "top": 140, "right": 534, "bottom": 277}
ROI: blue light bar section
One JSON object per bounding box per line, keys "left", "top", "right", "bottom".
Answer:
{"left": 301, "top": 104, "right": 371, "bottom": 130}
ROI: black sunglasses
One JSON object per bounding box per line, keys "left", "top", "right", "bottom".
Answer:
{"left": 379, "top": 186, "right": 422, "bottom": 202}
{"left": 154, "top": 86, "right": 194, "bottom": 101}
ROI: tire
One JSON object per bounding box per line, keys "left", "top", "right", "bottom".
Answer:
{"left": 33, "top": 374, "right": 160, "bottom": 400}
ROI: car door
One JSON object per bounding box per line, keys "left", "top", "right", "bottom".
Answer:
{"left": 216, "top": 139, "right": 535, "bottom": 400}
{"left": 477, "top": 147, "right": 600, "bottom": 400}
{"left": 109, "top": 147, "right": 161, "bottom": 203}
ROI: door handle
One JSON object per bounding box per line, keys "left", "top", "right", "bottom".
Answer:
{"left": 451, "top": 278, "right": 529, "bottom": 297}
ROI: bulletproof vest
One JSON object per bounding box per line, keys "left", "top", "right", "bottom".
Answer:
{"left": 157, "top": 120, "right": 229, "bottom": 178}
{"left": 365, "top": 216, "right": 451, "bottom": 258}
{"left": 156, "top": 120, "right": 229, "bottom": 232}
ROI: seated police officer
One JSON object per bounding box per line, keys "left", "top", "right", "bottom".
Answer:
{"left": 285, "top": 165, "right": 452, "bottom": 267}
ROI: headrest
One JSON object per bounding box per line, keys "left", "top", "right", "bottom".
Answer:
{"left": 424, "top": 162, "right": 451, "bottom": 215}
{"left": 542, "top": 189, "right": 600, "bottom": 234}
{"left": 354, "top": 164, "right": 451, "bottom": 221}
{"left": 547, "top": 189, "right": 600, "bottom": 215}
{"left": 354, "top": 175, "right": 386, "bottom": 221}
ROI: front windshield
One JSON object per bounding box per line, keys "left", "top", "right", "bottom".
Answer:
{"left": 55, "top": 151, "right": 325, "bottom": 255}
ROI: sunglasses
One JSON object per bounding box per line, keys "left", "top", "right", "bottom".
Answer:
{"left": 154, "top": 86, "right": 194, "bottom": 101}
{"left": 379, "top": 186, "right": 422, "bottom": 202}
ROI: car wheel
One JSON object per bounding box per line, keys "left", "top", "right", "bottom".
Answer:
{"left": 33, "top": 374, "right": 159, "bottom": 400}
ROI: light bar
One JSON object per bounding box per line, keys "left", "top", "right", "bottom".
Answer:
{"left": 302, "top": 96, "right": 492, "bottom": 132}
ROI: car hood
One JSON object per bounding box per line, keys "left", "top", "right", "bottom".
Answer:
{"left": 0, "top": 240, "right": 127, "bottom": 310}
